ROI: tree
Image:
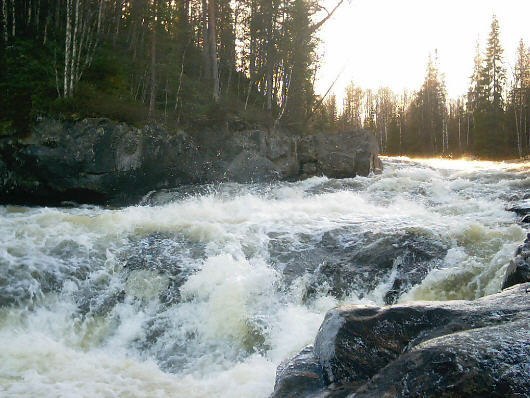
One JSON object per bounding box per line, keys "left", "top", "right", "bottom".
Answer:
{"left": 404, "top": 52, "right": 447, "bottom": 155}
{"left": 207, "top": 0, "right": 220, "bottom": 101}
{"left": 341, "top": 82, "right": 363, "bottom": 130}
{"left": 508, "top": 39, "right": 529, "bottom": 157}
{"left": 483, "top": 16, "right": 506, "bottom": 110}
{"left": 473, "top": 15, "right": 507, "bottom": 157}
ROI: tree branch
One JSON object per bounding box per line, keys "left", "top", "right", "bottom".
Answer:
{"left": 310, "top": 0, "right": 346, "bottom": 34}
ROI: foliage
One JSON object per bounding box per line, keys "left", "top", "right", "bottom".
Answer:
{"left": 0, "top": 0, "right": 342, "bottom": 135}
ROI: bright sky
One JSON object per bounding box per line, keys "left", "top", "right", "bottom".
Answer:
{"left": 316, "top": 0, "right": 530, "bottom": 101}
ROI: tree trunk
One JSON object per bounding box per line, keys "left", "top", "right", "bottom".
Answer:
{"left": 113, "top": 0, "right": 122, "bottom": 46}
{"left": 207, "top": 0, "right": 219, "bottom": 101}
{"left": 201, "top": 0, "right": 209, "bottom": 77}
{"left": 2, "top": 0, "right": 7, "bottom": 43}
{"left": 96, "top": 0, "right": 104, "bottom": 37}
{"left": 64, "top": 0, "right": 72, "bottom": 97}
{"left": 69, "top": 0, "right": 80, "bottom": 97}
{"left": 27, "top": 0, "right": 31, "bottom": 26}
{"left": 43, "top": 14, "right": 49, "bottom": 45}
{"left": 148, "top": 0, "right": 158, "bottom": 117}
{"left": 10, "top": 0, "right": 14, "bottom": 37}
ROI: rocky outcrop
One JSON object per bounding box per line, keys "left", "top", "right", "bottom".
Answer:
{"left": 272, "top": 283, "right": 530, "bottom": 398}
{"left": 0, "top": 118, "right": 382, "bottom": 205}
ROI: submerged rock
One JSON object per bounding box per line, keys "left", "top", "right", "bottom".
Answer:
{"left": 270, "top": 229, "right": 447, "bottom": 304}
{"left": 506, "top": 199, "right": 530, "bottom": 217}
{"left": 0, "top": 118, "right": 381, "bottom": 205}
{"left": 272, "top": 283, "right": 530, "bottom": 397}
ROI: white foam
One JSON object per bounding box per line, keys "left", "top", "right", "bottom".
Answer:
{"left": 0, "top": 157, "right": 528, "bottom": 397}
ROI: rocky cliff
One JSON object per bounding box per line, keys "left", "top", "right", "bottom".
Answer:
{"left": 0, "top": 118, "right": 382, "bottom": 205}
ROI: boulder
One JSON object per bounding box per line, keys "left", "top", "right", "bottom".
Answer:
{"left": 0, "top": 119, "right": 381, "bottom": 205}
{"left": 506, "top": 199, "right": 530, "bottom": 216}
{"left": 298, "top": 131, "right": 382, "bottom": 179}
{"left": 272, "top": 345, "right": 327, "bottom": 398}
{"left": 502, "top": 233, "right": 530, "bottom": 289}
{"left": 351, "top": 318, "right": 530, "bottom": 398}
{"left": 272, "top": 283, "right": 530, "bottom": 397}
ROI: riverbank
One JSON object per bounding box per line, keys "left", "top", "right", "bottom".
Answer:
{"left": 0, "top": 118, "right": 382, "bottom": 206}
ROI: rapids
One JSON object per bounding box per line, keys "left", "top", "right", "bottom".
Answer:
{"left": 0, "top": 157, "right": 528, "bottom": 397}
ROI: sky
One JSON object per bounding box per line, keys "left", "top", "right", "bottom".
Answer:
{"left": 316, "top": 0, "right": 530, "bottom": 101}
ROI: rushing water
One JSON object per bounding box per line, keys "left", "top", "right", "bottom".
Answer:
{"left": 0, "top": 157, "right": 528, "bottom": 397}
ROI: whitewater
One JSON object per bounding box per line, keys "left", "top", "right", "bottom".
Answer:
{"left": 0, "top": 157, "right": 528, "bottom": 397}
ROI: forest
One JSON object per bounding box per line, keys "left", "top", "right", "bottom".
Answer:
{"left": 0, "top": 1, "right": 529, "bottom": 159}
{"left": 320, "top": 16, "right": 530, "bottom": 159}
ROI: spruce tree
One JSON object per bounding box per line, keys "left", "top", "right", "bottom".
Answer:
{"left": 483, "top": 15, "right": 506, "bottom": 111}
{"left": 474, "top": 15, "right": 507, "bottom": 157}
{"left": 509, "top": 39, "right": 529, "bottom": 156}
{"left": 406, "top": 53, "right": 447, "bottom": 155}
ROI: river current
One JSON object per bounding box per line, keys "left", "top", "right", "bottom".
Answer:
{"left": 0, "top": 157, "right": 528, "bottom": 397}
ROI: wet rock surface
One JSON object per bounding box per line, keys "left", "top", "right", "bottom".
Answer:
{"left": 506, "top": 199, "right": 530, "bottom": 217}
{"left": 273, "top": 345, "right": 327, "bottom": 398}
{"left": 502, "top": 233, "right": 530, "bottom": 289}
{"left": 269, "top": 229, "right": 447, "bottom": 304}
{"left": 0, "top": 118, "right": 381, "bottom": 205}
{"left": 272, "top": 283, "right": 530, "bottom": 398}
{"left": 351, "top": 318, "right": 530, "bottom": 398}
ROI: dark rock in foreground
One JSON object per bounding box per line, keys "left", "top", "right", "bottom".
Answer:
{"left": 273, "top": 345, "right": 327, "bottom": 398}
{"left": 502, "top": 233, "right": 530, "bottom": 289}
{"left": 0, "top": 118, "right": 382, "bottom": 205}
{"left": 353, "top": 318, "right": 529, "bottom": 398}
{"left": 272, "top": 283, "right": 530, "bottom": 398}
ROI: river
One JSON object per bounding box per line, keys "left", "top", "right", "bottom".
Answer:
{"left": 0, "top": 157, "right": 528, "bottom": 397}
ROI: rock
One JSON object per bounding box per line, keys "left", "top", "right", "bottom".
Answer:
{"left": 352, "top": 318, "right": 530, "bottom": 398}
{"left": 269, "top": 229, "right": 447, "bottom": 304}
{"left": 502, "top": 233, "right": 530, "bottom": 289}
{"left": 298, "top": 131, "right": 381, "bottom": 179}
{"left": 272, "top": 345, "right": 327, "bottom": 398}
{"left": 224, "top": 150, "right": 279, "bottom": 182}
{"left": 506, "top": 199, "right": 530, "bottom": 216}
{"left": 0, "top": 118, "right": 203, "bottom": 205}
{"left": 271, "top": 283, "right": 530, "bottom": 397}
{"left": 0, "top": 119, "right": 381, "bottom": 205}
